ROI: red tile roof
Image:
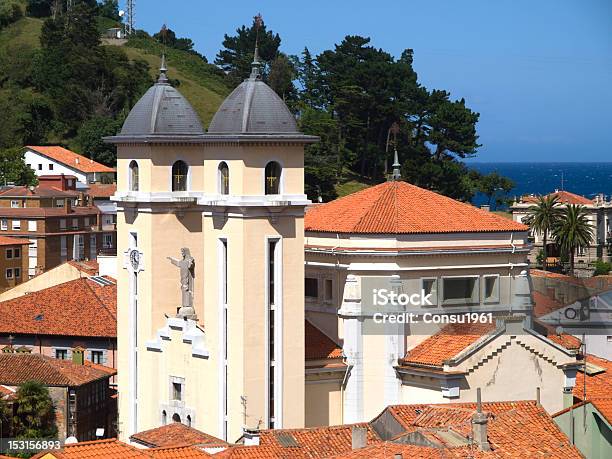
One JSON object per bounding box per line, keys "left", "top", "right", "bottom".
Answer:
{"left": 0, "top": 235, "right": 31, "bottom": 246}
{"left": 88, "top": 183, "right": 117, "bottom": 198}
{"left": 0, "top": 384, "right": 16, "bottom": 401}
{"left": 147, "top": 445, "right": 211, "bottom": 458}
{"left": 520, "top": 190, "right": 593, "bottom": 205}
{"left": 591, "top": 398, "right": 612, "bottom": 424}
{"left": 574, "top": 354, "right": 612, "bottom": 400}
{"left": 305, "top": 321, "right": 343, "bottom": 360}
{"left": 532, "top": 290, "right": 565, "bottom": 317}
{"left": 0, "top": 353, "right": 115, "bottom": 387}
{"left": 401, "top": 322, "right": 496, "bottom": 367}
{"left": 305, "top": 181, "right": 527, "bottom": 234}
{"left": 0, "top": 277, "right": 116, "bottom": 338}
{"left": 26, "top": 146, "right": 115, "bottom": 174}
{"left": 67, "top": 259, "right": 100, "bottom": 276}
{"left": 32, "top": 439, "right": 147, "bottom": 459}
{"left": 0, "top": 186, "right": 79, "bottom": 198}
{"left": 546, "top": 332, "right": 582, "bottom": 350}
{"left": 130, "top": 423, "right": 228, "bottom": 448}
{"left": 380, "top": 401, "right": 581, "bottom": 458}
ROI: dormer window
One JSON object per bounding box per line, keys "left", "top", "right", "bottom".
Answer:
{"left": 218, "top": 162, "right": 229, "bottom": 195}
{"left": 129, "top": 161, "right": 139, "bottom": 192}
{"left": 172, "top": 160, "right": 188, "bottom": 192}
{"left": 265, "top": 161, "right": 281, "bottom": 195}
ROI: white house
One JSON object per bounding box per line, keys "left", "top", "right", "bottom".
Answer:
{"left": 24, "top": 146, "right": 116, "bottom": 184}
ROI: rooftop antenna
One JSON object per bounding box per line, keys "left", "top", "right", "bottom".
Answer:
{"left": 158, "top": 53, "right": 169, "bottom": 84}
{"left": 126, "top": 0, "right": 135, "bottom": 35}
{"left": 560, "top": 170, "right": 565, "bottom": 191}
{"left": 250, "top": 13, "right": 263, "bottom": 79}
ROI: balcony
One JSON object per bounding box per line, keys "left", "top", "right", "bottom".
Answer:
{"left": 101, "top": 223, "right": 116, "bottom": 232}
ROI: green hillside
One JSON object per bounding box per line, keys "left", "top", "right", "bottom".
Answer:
{"left": 0, "top": 12, "right": 230, "bottom": 136}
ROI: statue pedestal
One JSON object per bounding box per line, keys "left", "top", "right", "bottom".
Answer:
{"left": 176, "top": 306, "right": 197, "bottom": 320}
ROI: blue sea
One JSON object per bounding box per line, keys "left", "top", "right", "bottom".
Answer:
{"left": 468, "top": 162, "right": 612, "bottom": 208}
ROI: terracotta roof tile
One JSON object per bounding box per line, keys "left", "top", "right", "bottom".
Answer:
{"left": 87, "top": 183, "right": 117, "bottom": 198}
{"left": 401, "top": 322, "right": 496, "bottom": 367}
{"left": 0, "top": 353, "right": 115, "bottom": 387}
{"left": 0, "top": 277, "right": 116, "bottom": 338}
{"left": 67, "top": 260, "right": 100, "bottom": 276}
{"left": 0, "top": 235, "right": 31, "bottom": 246}
{"left": 546, "top": 332, "right": 582, "bottom": 350}
{"left": 521, "top": 190, "right": 593, "bottom": 205}
{"left": 591, "top": 398, "right": 612, "bottom": 424}
{"left": 131, "top": 423, "right": 228, "bottom": 448}
{"left": 532, "top": 290, "right": 565, "bottom": 316}
{"left": 147, "top": 445, "right": 212, "bottom": 458}
{"left": 32, "top": 439, "right": 148, "bottom": 459}
{"left": 574, "top": 354, "right": 612, "bottom": 400}
{"left": 0, "top": 186, "right": 79, "bottom": 198}
{"left": 305, "top": 181, "right": 527, "bottom": 234}
{"left": 26, "top": 146, "right": 115, "bottom": 174}
{"left": 305, "top": 321, "right": 342, "bottom": 360}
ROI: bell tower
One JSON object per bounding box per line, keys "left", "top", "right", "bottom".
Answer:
{"left": 108, "top": 54, "right": 317, "bottom": 442}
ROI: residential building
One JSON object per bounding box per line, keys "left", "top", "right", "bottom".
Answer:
{"left": 0, "top": 175, "right": 116, "bottom": 276}
{"left": 511, "top": 190, "right": 612, "bottom": 265}
{"left": 0, "top": 353, "right": 116, "bottom": 442}
{"left": 0, "top": 276, "right": 117, "bottom": 380}
{"left": 24, "top": 146, "right": 116, "bottom": 184}
{"left": 0, "top": 235, "right": 30, "bottom": 292}
{"left": 130, "top": 423, "right": 228, "bottom": 451}
{"left": 31, "top": 439, "right": 211, "bottom": 458}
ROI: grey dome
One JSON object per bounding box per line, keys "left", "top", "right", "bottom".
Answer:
{"left": 120, "top": 65, "right": 204, "bottom": 136}
{"left": 208, "top": 69, "right": 298, "bottom": 134}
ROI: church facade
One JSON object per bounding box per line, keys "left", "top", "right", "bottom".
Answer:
{"left": 107, "top": 57, "right": 316, "bottom": 441}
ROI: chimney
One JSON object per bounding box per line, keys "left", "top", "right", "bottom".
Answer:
{"left": 351, "top": 426, "right": 367, "bottom": 450}
{"left": 471, "top": 388, "right": 490, "bottom": 452}
{"left": 394, "top": 455, "right": 403, "bottom": 459}
{"left": 243, "top": 428, "right": 260, "bottom": 446}
{"left": 480, "top": 204, "right": 490, "bottom": 212}
{"left": 536, "top": 387, "right": 541, "bottom": 406}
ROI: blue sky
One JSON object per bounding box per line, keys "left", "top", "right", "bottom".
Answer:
{"left": 122, "top": 0, "right": 611, "bottom": 162}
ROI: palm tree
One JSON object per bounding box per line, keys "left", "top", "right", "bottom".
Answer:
{"left": 524, "top": 195, "right": 562, "bottom": 270}
{"left": 552, "top": 204, "right": 593, "bottom": 275}
{"left": 12, "top": 380, "right": 57, "bottom": 439}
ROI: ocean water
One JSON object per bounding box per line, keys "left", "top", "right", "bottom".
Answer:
{"left": 468, "top": 162, "right": 612, "bottom": 207}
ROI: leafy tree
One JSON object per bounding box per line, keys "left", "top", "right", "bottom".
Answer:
{"left": 76, "top": 115, "right": 123, "bottom": 166}
{"left": 0, "top": 1, "right": 22, "bottom": 29}
{"left": 152, "top": 26, "right": 206, "bottom": 61}
{"left": 524, "top": 195, "right": 562, "bottom": 271}
{"left": 26, "top": 0, "right": 53, "bottom": 18}
{"left": 0, "top": 148, "right": 38, "bottom": 186}
{"left": 97, "top": 0, "right": 119, "bottom": 21}
{"left": 268, "top": 53, "right": 297, "bottom": 102}
{"left": 215, "top": 15, "right": 281, "bottom": 83}
{"left": 477, "top": 171, "right": 515, "bottom": 208}
{"left": 553, "top": 204, "right": 593, "bottom": 275}
{"left": 593, "top": 259, "right": 612, "bottom": 276}
{"left": 12, "top": 381, "right": 57, "bottom": 439}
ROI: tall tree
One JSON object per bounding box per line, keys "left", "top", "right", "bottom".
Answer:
{"left": 215, "top": 15, "right": 281, "bottom": 84}
{"left": 524, "top": 195, "right": 562, "bottom": 271}
{"left": 0, "top": 148, "right": 38, "bottom": 186}
{"left": 12, "top": 381, "right": 57, "bottom": 439}
{"left": 268, "top": 53, "right": 297, "bottom": 102}
{"left": 477, "top": 172, "right": 515, "bottom": 208}
{"left": 553, "top": 204, "right": 593, "bottom": 275}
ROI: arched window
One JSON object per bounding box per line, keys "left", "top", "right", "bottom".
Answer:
{"left": 129, "top": 161, "right": 139, "bottom": 191}
{"left": 186, "top": 415, "right": 192, "bottom": 427}
{"left": 172, "top": 160, "right": 189, "bottom": 192}
{"left": 162, "top": 410, "right": 167, "bottom": 425}
{"left": 218, "top": 162, "right": 229, "bottom": 195}
{"left": 265, "top": 161, "right": 281, "bottom": 195}
{"left": 172, "top": 413, "right": 181, "bottom": 423}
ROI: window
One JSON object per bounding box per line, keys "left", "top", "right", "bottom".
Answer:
{"left": 49, "top": 164, "right": 54, "bottom": 171}
{"left": 421, "top": 278, "right": 438, "bottom": 306}
{"left": 5, "top": 269, "right": 12, "bottom": 279}
{"left": 442, "top": 277, "right": 479, "bottom": 305}
{"left": 90, "top": 350, "right": 104, "bottom": 364}
{"left": 84, "top": 217, "right": 90, "bottom": 227}
{"left": 607, "top": 336, "right": 612, "bottom": 343}
{"left": 265, "top": 161, "right": 281, "bottom": 195}
{"left": 55, "top": 199, "right": 64, "bottom": 208}
{"left": 38, "top": 164, "right": 42, "bottom": 170}
{"left": 60, "top": 219, "right": 66, "bottom": 230}
{"left": 218, "top": 162, "right": 230, "bottom": 195}
{"left": 14, "top": 248, "right": 19, "bottom": 258}
{"left": 129, "top": 160, "right": 139, "bottom": 191}
{"left": 172, "top": 413, "right": 181, "bottom": 423}
{"left": 305, "top": 278, "right": 318, "bottom": 298}
{"left": 5, "top": 249, "right": 12, "bottom": 260}
{"left": 103, "top": 233, "right": 113, "bottom": 248}
{"left": 14, "top": 268, "right": 20, "bottom": 278}
{"left": 10, "top": 200, "right": 19, "bottom": 208}
{"left": 171, "top": 160, "right": 188, "bottom": 191}
{"left": 12, "top": 220, "right": 20, "bottom": 230}
{"left": 187, "top": 415, "right": 192, "bottom": 427}
{"left": 483, "top": 275, "right": 500, "bottom": 303}
{"left": 28, "top": 220, "right": 36, "bottom": 232}
{"left": 162, "top": 411, "right": 167, "bottom": 425}
{"left": 1, "top": 219, "right": 6, "bottom": 231}
{"left": 72, "top": 218, "right": 79, "bottom": 230}
{"left": 74, "top": 234, "right": 85, "bottom": 260}
{"left": 55, "top": 349, "right": 68, "bottom": 360}
{"left": 60, "top": 236, "right": 67, "bottom": 258}
{"left": 172, "top": 382, "right": 182, "bottom": 401}
{"left": 325, "top": 279, "right": 333, "bottom": 301}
